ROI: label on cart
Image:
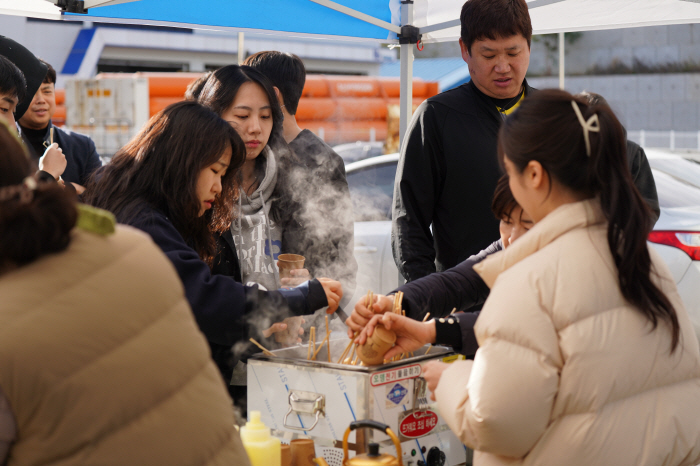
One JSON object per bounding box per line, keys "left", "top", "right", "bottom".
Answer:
{"left": 370, "top": 364, "right": 421, "bottom": 387}
{"left": 386, "top": 382, "right": 408, "bottom": 408}
{"left": 398, "top": 409, "right": 438, "bottom": 439}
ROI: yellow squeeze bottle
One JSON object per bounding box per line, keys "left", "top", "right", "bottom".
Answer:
{"left": 240, "top": 411, "right": 281, "bottom": 466}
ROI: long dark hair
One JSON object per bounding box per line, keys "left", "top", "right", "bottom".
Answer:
{"left": 84, "top": 101, "right": 245, "bottom": 264}
{"left": 498, "top": 89, "right": 679, "bottom": 351}
{"left": 198, "top": 64, "right": 297, "bottom": 224}
{"left": 0, "top": 122, "right": 76, "bottom": 270}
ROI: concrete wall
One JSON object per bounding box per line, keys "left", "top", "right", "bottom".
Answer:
{"left": 527, "top": 73, "right": 700, "bottom": 132}
{"left": 529, "top": 24, "right": 700, "bottom": 76}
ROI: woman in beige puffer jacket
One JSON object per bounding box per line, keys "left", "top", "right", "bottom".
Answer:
{"left": 431, "top": 90, "right": 700, "bottom": 466}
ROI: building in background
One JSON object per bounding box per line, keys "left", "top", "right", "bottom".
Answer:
{"left": 0, "top": 14, "right": 395, "bottom": 86}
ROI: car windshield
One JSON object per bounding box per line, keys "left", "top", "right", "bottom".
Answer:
{"left": 346, "top": 161, "right": 398, "bottom": 221}
{"left": 652, "top": 168, "right": 700, "bottom": 208}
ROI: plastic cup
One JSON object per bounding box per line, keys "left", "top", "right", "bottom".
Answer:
{"left": 281, "top": 443, "right": 292, "bottom": 466}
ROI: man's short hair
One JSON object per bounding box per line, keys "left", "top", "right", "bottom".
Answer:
{"left": 244, "top": 51, "right": 305, "bottom": 115}
{"left": 40, "top": 59, "right": 56, "bottom": 85}
{"left": 0, "top": 55, "right": 26, "bottom": 103}
{"left": 460, "top": 0, "right": 532, "bottom": 54}
{"left": 185, "top": 71, "right": 212, "bottom": 101}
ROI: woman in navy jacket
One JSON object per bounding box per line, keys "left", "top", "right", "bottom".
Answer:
{"left": 85, "top": 102, "right": 342, "bottom": 388}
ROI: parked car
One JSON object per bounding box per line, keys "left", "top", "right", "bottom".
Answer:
{"left": 347, "top": 152, "right": 700, "bottom": 343}
{"left": 333, "top": 141, "right": 385, "bottom": 165}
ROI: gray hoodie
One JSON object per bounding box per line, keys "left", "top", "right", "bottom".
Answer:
{"left": 231, "top": 147, "right": 282, "bottom": 291}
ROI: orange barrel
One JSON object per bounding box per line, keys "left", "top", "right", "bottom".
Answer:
{"left": 379, "top": 78, "right": 434, "bottom": 98}
{"left": 296, "top": 97, "right": 336, "bottom": 120}
{"left": 55, "top": 88, "right": 65, "bottom": 105}
{"left": 336, "top": 98, "right": 388, "bottom": 121}
{"left": 387, "top": 97, "right": 429, "bottom": 108}
{"left": 52, "top": 105, "right": 66, "bottom": 127}
{"left": 150, "top": 96, "right": 185, "bottom": 116}
{"left": 326, "top": 76, "right": 381, "bottom": 98}
{"left": 302, "top": 76, "right": 331, "bottom": 98}
{"left": 336, "top": 120, "right": 387, "bottom": 144}
{"left": 144, "top": 72, "right": 205, "bottom": 97}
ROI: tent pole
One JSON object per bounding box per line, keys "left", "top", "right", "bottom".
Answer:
{"left": 558, "top": 32, "right": 565, "bottom": 89}
{"left": 399, "top": 1, "right": 414, "bottom": 149}
{"left": 238, "top": 32, "right": 245, "bottom": 65}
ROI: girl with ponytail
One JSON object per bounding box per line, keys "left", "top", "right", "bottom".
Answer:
{"left": 425, "top": 89, "right": 700, "bottom": 466}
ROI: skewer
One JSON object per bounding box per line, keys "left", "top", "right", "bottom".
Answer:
{"left": 422, "top": 312, "right": 431, "bottom": 323}
{"left": 313, "top": 332, "right": 329, "bottom": 359}
{"left": 310, "top": 327, "right": 316, "bottom": 360}
{"left": 249, "top": 338, "right": 275, "bottom": 357}
{"left": 450, "top": 307, "right": 457, "bottom": 315}
{"left": 326, "top": 315, "right": 331, "bottom": 363}
{"left": 50, "top": 127, "right": 54, "bottom": 145}
{"left": 337, "top": 336, "right": 355, "bottom": 363}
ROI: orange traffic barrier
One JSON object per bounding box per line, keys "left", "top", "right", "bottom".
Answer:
{"left": 150, "top": 96, "right": 185, "bottom": 116}
{"left": 336, "top": 98, "right": 388, "bottom": 121}
{"left": 296, "top": 98, "right": 336, "bottom": 120}
{"left": 301, "top": 76, "right": 331, "bottom": 98}
{"left": 55, "top": 88, "right": 65, "bottom": 105}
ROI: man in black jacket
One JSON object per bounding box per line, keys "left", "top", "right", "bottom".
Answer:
{"left": 19, "top": 60, "right": 101, "bottom": 193}
{"left": 392, "top": 0, "right": 534, "bottom": 282}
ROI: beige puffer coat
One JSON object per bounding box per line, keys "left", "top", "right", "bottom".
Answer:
{"left": 0, "top": 225, "right": 250, "bottom": 466}
{"left": 436, "top": 199, "right": 700, "bottom": 466}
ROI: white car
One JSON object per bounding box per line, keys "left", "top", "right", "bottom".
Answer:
{"left": 346, "top": 152, "right": 700, "bottom": 343}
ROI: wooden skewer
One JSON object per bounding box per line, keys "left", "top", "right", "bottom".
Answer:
{"left": 50, "top": 127, "right": 54, "bottom": 145}
{"left": 422, "top": 312, "right": 431, "bottom": 323}
{"left": 450, "top": 307, "right": 457, "bottom": 315}
{"left": 249, "top": 338, "right": 275, "bottom": 357}
{"left": 337, "top": 336, "right": 355, "bottom": 363}
{"left": 326, "top": 315, "right": 331, "bottom": 363}
{"left": 310, "top": 327, "right": 316, "bottom": 360}
{"left": 313, "top": 332, "right": 330, "bottom": 359}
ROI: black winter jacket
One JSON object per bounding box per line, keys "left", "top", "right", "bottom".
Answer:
{"left": 392, "top": 80, "right": 534, "bottom": 282}
{"left": 21, "top": 122, "right": 102, "bottom": 186}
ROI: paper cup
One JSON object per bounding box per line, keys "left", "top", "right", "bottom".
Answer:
{"left": 278, "top": 254, "right": 306, "bottom": 279}
{"left": 358, "top": 323, "right": 396, "bottom": 365}
{"left": 275, "top": 316, "right": 304, "bottom": 346}
{"left": 281, "top": 443, "right": 292, "bottom": 466}
{"left": 290, "top": 438, "right": 316, "bottom": 466}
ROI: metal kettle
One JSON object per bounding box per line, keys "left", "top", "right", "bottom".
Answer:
{"left": 313, "top": 420, "right": 403, "bottom": 466}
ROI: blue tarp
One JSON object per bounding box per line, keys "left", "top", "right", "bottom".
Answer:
{"left": 74, "top": 0, "right": 394, "bottom": 41}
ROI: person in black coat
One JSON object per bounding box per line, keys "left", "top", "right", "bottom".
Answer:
{"left": 84, "top": 102, "right": 343, "bottom": 409}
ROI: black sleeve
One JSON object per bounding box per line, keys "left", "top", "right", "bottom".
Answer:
{"left": 392, "top": 240, "right": 501, "bottom": 321}
{"left": 626, "top": 140, "right": 660, "bottom": 226}
{"left": 434, "top": 312, "right": 480, "bottom": 357}
{"left": 391, "top": 100, "right": 445, "bottom": 282}
{"left": 79, "top": 136, "right": 103, "bottom": 187}
{"left": 133, "top": 212, "right": 327, "bottom": 346}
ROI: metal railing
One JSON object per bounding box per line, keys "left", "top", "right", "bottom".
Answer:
{"left": 628, "top": 130, "right": 700, "bottom": 151}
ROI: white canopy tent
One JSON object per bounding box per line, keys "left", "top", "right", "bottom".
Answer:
{"left": 3, "top": 0, "right": 700, "bottom": 143}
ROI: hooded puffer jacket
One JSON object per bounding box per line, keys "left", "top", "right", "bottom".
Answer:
{"left": 0, "top": 225, "right": 249, "bottom": 466}
{"left": 436, "top": 199, "right": 700, "bottom": 466}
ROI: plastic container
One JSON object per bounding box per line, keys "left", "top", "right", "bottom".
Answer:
{"left": 240, "top": 410, "right": 281, "bottom": 466}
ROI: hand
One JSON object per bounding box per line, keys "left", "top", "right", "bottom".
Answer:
{"left": 346, "top": 294, "right": 394, "bottom": 338}
{"left": 279, "top": 267, "right": 311, "bottom": 288}
{"left": 355, "top": 313, "right": 436, "bottom": 360}
{"left": 70, "top": 182, "right": 86, "bottom": 195}
{"left": 317, "top": 277, "right": 342, "bottom": 313}
{"left": 423, "top": 361, "right": 451, "bottom": 401}
{"left": 39, "top": 143, "right": 66, "bottom": 180}
{"left": 272, "top": 316, "right": 306, "bottom": 346}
